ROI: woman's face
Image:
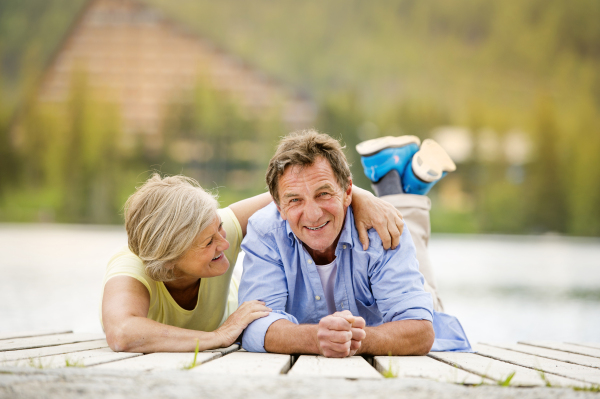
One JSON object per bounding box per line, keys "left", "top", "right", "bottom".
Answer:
{"left": 174, "top": 214, "right": 230, "bottom": 281}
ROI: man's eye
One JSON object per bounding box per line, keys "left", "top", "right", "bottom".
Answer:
{"left": 318, "top": 192, "right": 330, "bottom": 198}
{"left": 289, "top": 198, "right": 299, "bottom": 203}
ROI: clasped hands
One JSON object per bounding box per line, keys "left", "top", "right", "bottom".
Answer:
{"left": 316, "top": 310, "right": 366, "bottom": 358}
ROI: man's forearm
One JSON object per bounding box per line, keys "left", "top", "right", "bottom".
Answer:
{"left": 264, "top": 319, "right": 320, "bottom": 354}
{"left": 357, "top": 319, "right": 434, "bottom": 356}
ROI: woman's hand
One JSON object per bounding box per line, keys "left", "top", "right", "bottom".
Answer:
{"left": 352, "top": 186, "right": 404, "bottom": 251}
{"left": 214, "top": 300, "right": 271, "bottom": 347}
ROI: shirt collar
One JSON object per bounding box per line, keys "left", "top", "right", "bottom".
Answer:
{"left": 285, "top": 205, "right": 354, "bottom": 249}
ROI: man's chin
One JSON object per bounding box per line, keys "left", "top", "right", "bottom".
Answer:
{"left": 301, "top": 236, "right": 335, "bottom": 253}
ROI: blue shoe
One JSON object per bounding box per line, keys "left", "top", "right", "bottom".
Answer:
{"left": 403, "top": 139, "right": 456, "bottom": 195}
{"left": 356, "top": 136, "right": 421, "bottom": 182}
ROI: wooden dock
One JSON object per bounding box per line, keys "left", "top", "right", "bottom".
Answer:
{"left": 1, "top": 330, "right": 599, "bottom": 398}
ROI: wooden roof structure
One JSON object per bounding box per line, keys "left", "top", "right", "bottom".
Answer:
{"left": 36, "top": 0, "right": 315, "bottom": 137}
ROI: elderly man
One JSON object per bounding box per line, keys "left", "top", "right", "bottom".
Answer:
{"left": 239, "top": 130, "right": 470, "bottom": 357}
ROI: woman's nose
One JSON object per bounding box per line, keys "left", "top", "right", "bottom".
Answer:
{"left": 217, "top": 231, "right": 230, "bottom": 252}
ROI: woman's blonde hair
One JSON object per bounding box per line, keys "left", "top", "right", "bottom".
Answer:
{"left": 124, "top": 174, "right": 219, "bottom": 282}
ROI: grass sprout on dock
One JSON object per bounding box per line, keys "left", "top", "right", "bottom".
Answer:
{"left": 182, "top": 339, "right": 201, "bottom": 370}
{"left": 536, "top": 369, "right": 552, "bottom": 387}
{"left": 381, "top": 353, "right": 398, "bottom": 378}
{"left": 64, "top": 357, "right": 84, "bottom": 367}
{"left": 497, "top": 371, "right": 515, "bottom": 387}
{"left": 573, "top": 385, "right": 600, "bottom": 392}
{"left": 27, "top": 358, "right": 49, "bottom": 369}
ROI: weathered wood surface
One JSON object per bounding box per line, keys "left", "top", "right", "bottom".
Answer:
{"left": 192, "top": 351, "right": 291, "bottom": 375}
{"left": 0, "top": 340, "right": 108, "bottom": 362}
{"left": 568, "top": 342, "right": 600, "bottom": 350}
{"left": 0, "top": 330, "right": 72, "bottom": 341}
{"left": 520, "top": 341, "right": 600, "bottom": 359}
{"left": 482, "top": 342, "right": 600, "bottom": 369}
{"left": 0, "top": 333, "right": 106, "bottom": 352}
{"left": 288, "top": 356, "right": 382, "bottom": 379}
{"left": 475, "top": 344, "right": 600, "bottom": 385}
{"left": 93, "top": 352, "right": 221, "bottom": 371}
{"left": 429, "top": 352, "right": 590, "bottom": 388}
{"left": 0, "top": 348, "right": 140, "bottom": 368}
{"left": 374, "top": 355, "right": 494, "bottom": 385}
{"left": 0, "top": 331, "right": 598, "bottom": 390}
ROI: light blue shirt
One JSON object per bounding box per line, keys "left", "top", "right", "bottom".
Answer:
{"left": 239, "top": 203, "right": 471, "bottom": 353}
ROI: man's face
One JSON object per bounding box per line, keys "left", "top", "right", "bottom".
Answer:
{"left": 276, "top": 157, "right": 352, "bottom": 258}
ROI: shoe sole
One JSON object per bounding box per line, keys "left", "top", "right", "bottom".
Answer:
{"left": 356, "top": 135, "right": 421, "bottom": 157}
{"left": 411, "top": 139, "right": 457, "bottom": 182}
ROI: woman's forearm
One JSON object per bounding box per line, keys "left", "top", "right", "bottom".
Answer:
{"left": 228, "top": 192, "right": 273, "bottom": 236}
{"left": 106, "top": 315, "right": 223, "bottom": 353}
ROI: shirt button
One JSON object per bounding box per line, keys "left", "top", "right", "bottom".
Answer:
{"left": 308, "top": 260, "right": 313, "bottom": 264}
{"left": 343, "top": 245, "right": 346, "bottom": 249}
{"left": 315, "top": 296, "right": 321, "bottom": 300}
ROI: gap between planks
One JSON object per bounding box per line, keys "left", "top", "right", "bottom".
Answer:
{"left": 474, "top": 344, "right": 600, "bottom": 385}
{"left": 0, "top": 333, "right": 106, "bottom": 352}
{"left": 429, "top": 351, "right": 591, "bottom": 388}
{"left": 482, "top": 342, "right": 600, "bottom": 369}
{"left": 373, "top": 355, "right": 494, "bottom": 385}
{"left": 0, "top": 330, "right": 73, "bottom": 341}
{"left": 519, "top": 341, "right": 600, "bottom": 359}
{"left": 0, "top": 340, "right": 108, "bottom": 362}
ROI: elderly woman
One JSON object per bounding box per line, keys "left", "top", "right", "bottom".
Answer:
{"left": 101, "top": 174, "right": 403, "bottom": 353}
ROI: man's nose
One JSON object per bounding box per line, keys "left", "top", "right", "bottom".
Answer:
{"left": 304, "top": 199, "right": 323, "bottom": 222}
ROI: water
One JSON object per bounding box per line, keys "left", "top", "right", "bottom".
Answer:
{"left": 1, "top": 224, "right": 599, "bottom": 344}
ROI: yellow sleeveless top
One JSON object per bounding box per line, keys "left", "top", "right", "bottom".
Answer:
{"left": 100, "top": 207, "right": 241, "bottom": 331}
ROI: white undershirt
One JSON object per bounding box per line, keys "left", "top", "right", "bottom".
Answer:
{"left": 315, "top": 258, "right": 337, "bottom": 315}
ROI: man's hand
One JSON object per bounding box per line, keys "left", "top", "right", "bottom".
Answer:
{"left": 316, "top": 311, "right": 366, "bottom": 358}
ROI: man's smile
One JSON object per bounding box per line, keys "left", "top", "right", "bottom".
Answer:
{"left": 304, "top": 221, "right": 329, "bottom": 231}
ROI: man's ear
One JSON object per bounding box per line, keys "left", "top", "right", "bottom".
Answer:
{"left": 344, "top": 179, "right": 353, "bottom": 207}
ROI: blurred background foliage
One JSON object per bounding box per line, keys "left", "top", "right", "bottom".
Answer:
{"left": 1, "top": 0, "right": 599, "bottom": 235}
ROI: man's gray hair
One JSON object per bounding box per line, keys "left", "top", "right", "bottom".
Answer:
{"left": 266, "top": 129, "right": 352, "bottom": 204}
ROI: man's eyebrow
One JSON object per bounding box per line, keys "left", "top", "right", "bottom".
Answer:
{"left": 283, "top": 192, "right": 300, "bottom": 198}
{"left": 316, "top": 184, "right": 334, "bottom": 191}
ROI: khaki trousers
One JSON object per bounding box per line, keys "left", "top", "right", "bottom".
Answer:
{"left": 379, "top": 194, "right": 443, "bottom": 312}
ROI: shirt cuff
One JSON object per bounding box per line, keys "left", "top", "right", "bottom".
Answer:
{"left": 385, "top": 292, "right": 434, "bottom": 323}
{"left": 241, "top": 311, "right": 299, "bottom": 353}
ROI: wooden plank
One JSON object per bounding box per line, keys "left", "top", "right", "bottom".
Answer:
{"left": 205, "top": 344, "right": 239, "bottom": 355}
{"left": 0, "top": 348, "right": 140, "bottom": 368}
{"left": 0, "top": 333, "right": 106, "bottom": 352}
{"left": 192, "top": 352, "right": 291, "bottom": 376}
{"left": 520, "top": 341, "right": 600, "bottom": 359}
{"left": 475, "top": 344, "right": 600, "bottom": 385}
{"left": 373, "top": 355, "right": 494, "bottom": 384}
{"left": 483, "top": 342, "right": 600, "bottom": 369}
{"left": 288, "top": 356, "right": 382, "bottom": 380}
{"left": 568, "top": 342, "right": 600, "bottom": 350}
{"left": 0, "top": 330, "right": 73, "bottom": 341}
{"left": 429, "top": 352, "right": 590, "bottom": 388}
{"left": 92, "top": 352, "right": 221, "bottom": 371}
{"left": 0, "top": 340, "right": 108, "bottom": 362}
